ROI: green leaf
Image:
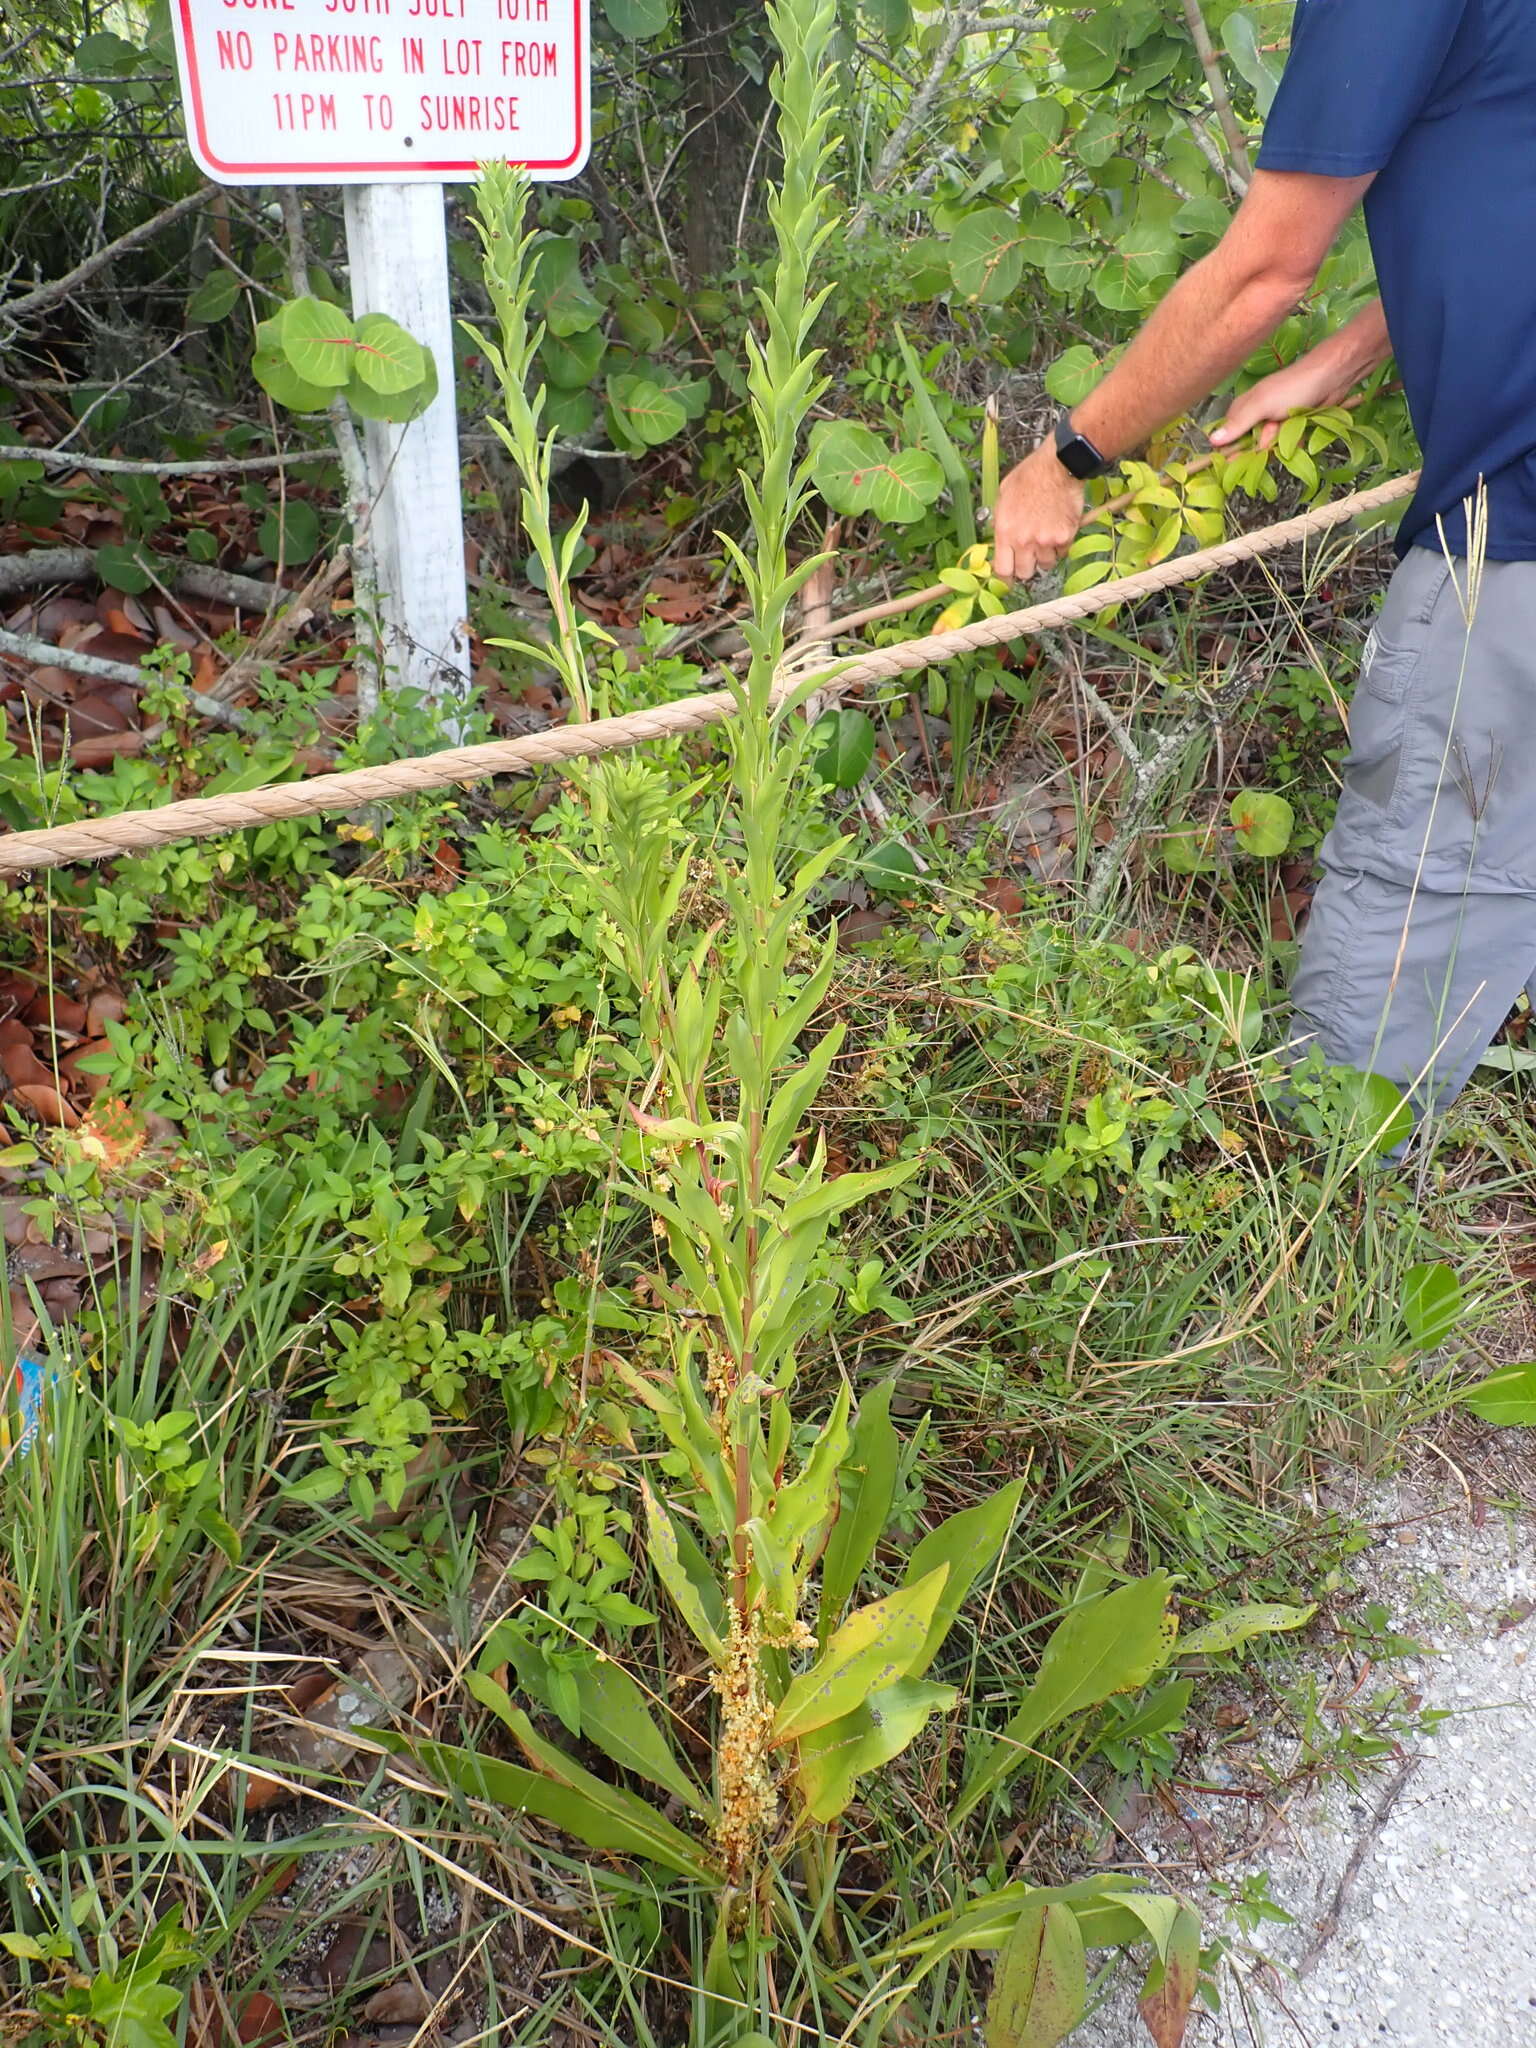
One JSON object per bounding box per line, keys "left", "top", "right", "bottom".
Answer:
{"left": 184, "top": 527, "right": 219, "bottom": 563}
{"left": 1327, "top": 1067, "right": 1414, "bottom": 1156}
{"left": 257, "top": 498, "right": 320, "bottom": 564}
{"left": 534, "top": 237, "right": 604, "bottom": 336}
{"left": 1137, "top": 1903, "right": 1202, "bottom": 2048}
{"left": 984, "top": 1896, "right": 1087, "bottom": 2048}
{"left": 862, "top": 839, "right": 920, "bottom": 896}
{"left": 642, "top": 1482, "right": 725, "bottom": 1658}
{"left": 253, "top": 315, "right": 335, "bottom": 413}
{"left": 1059, "top": 16, "right": 1123, "bottom": 90}
{"left": 793, "top": 1676, "right": 958, "bottom": 1823}
{"left": 956, "top": 1574, "right": 1175, "bottom": 1821}
{"left": 772, "top": 1565, "right": 949, "bottom": 1744}
{"left": 351, "top": 311, "right": 428, "bottom": 395}
{"left": 902, "top": 1479, "right": 1023, "bottom": 1677}
{"left": 1092, "top": 223, "right": 1179, "bottom": 312}
{"left": 810, "top": 420, "right": 944, "bottom": 523}
{"left": 1401, "top": 1260, "right": 1463, "bottom": 1352}
{"left": 74, "top": 29, "right": 144, "bottom": 77}
{"left": 608, "top": 372, "right": 689, "bottom": 447}
{"left": 275, "top": 295, "right": 357, "bottom": 387}
{"left": 472, "top": 1654, "right": 707, "bottom": 1814}
{"left": 88, "top": 1978, "right": 181, "bottom": 2048}
{"left": 94, "top": 544, "right": 154, "bottom": 595}
{"left": 195, "top": 1504, "right": 242, "bottom": 1564}
{"left": 810, "top": 707, "right": 876, "bottom": 789}
{"left": 379, "top": 1726, "right": 712, "bottom": 1880}
{"left": 613, "top": 293, "right": 668, "bottom": 353}
{"left": 1177, "top": 1602, "right": 1314, "bottom": 1659}
{"left": 1229, "top": 789, "right": 1294, "bottom": 857}
{"left": 948, "top": 205, "right": 1029, "bottom": 305}
{"left": 1041, "top": 238, "right": 1099, "bottom": 301}
{"left": 1223, "top": 7, "right": 1281, "bottom": 113}
{"left": 866, "top": 0, "right": 911, "bottom": 42}
{"left": 1044, "top": 344, "right": 1104, "bottom": 407}
{"left": 1173, "top": 194, "right": 1232, "bottom": 242}
{"left": 1015, "top": 202, "right": 1074, "bottom": 269}
{"left": 1457, "top": 1362, "right": 1536, "bottom": 1426}
{"left": 818, "top": 1380, "right": 900, "bottom": 1634}
{"left": 601, "top": 0, "right": 669, "bottom": 36}
{"left": 1004, "top": 99, "right": 1067, "bottom": 193}
{"left": 187, "top": 268, "right": 241, "bottom": 324}
{"left": 345, "top": 343, "right": 438, "bottom": 422}
{"left": 543, "top": 386, "right": 598, "bottom": 439}
{"left": 541, "top": 326, "right": 607, "bottom": 390}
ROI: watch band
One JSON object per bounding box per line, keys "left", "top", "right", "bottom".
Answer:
{"left": 1053, "top": 410, "right": 1114, "bottom": 482}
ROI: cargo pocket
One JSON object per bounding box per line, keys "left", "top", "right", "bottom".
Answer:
{"left": 1339, "top": 633, "right": 1423, "bottom": 818}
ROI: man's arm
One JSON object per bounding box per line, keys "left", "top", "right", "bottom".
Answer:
{"left": 992, "top": 169, "right": 1376, "bottom": 582}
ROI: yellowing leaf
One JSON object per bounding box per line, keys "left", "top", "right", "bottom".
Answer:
{"left": 772, "top": 1565, "right": 948, "bottom": 1745}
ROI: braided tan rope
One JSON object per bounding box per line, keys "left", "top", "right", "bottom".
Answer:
{"left": 0, "top": 470, "right": 1417, "bottom": 876}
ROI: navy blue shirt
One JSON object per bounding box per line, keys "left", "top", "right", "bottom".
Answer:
{"left": 1257, "top": 0, "right": 1536, "bottom": 559}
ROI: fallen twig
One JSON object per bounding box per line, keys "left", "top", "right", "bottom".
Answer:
{"left": 0, "top": 442, "right": 321, "bottom": 478}
{"left": 0, "top": 624, "right": 249, "bottom": 729}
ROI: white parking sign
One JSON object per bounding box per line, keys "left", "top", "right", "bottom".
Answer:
{"left": 170, "top": 0, "right": 589, "bottom": 184}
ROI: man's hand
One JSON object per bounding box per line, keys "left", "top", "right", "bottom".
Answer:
{"left": 993, "top": 440, "right": 1085, "bottom": 584}
{"left": 1209, "top": 356, "right": 1357, "bottom": 451}
{"left": 1210, "top": 299, "right": 1391, "bottom": 450}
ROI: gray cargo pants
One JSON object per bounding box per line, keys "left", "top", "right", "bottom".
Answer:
{"left": 1290, "top": 546, "right": 1536, "bottom": 1121}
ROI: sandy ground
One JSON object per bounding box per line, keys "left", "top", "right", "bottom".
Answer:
{"left": 1075, "top": 1471, "right": 1536, "bottom": 2048}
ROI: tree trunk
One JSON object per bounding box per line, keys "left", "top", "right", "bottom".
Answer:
{"left": 680, "top": 0, "right": 771, "bottom": 282}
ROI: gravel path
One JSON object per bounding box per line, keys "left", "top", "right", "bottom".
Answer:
{"left": 1077, "top": 1480, "right": 1536, "bottom": 2047}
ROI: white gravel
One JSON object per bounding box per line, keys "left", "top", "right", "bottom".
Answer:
{"left": 1074, "top": 1482, "right": 1536, "bottom": 2047}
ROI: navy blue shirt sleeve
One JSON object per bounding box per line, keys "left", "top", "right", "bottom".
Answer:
{"left": 1257, "top": 0, "right": 1472, "bottom": 177}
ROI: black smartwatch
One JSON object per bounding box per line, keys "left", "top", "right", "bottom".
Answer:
{"left": 1053, "top": 409, "right": 1114, "bottom": 482}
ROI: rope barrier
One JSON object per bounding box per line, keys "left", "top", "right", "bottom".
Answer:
{"left": 0, "top": 469, "right": 1418, "bottom": 877}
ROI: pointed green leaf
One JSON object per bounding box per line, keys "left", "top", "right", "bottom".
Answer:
{"left": 818, "top": 1380, "right": 900, "bottom": 1636}
{"left": 984, "top": 1897, "right": 1086, "bottom": 2048}
{"left": 810, "top": 707, "right": 876, "bottom": 789}
{"left": 793, "top": 1676, "right": 957, "bottom": 1823}
{"left": 1177, "top": 1602, "right": 1315, "bottom": 1659}
{"left": 374, "top": 1729, "right": 712, "bottom": 1879}
{"left": 902, "top": 1478, "right": 1023, "bottom": 1677}
{"left": 772, "top": 1565, "right": 948, "bottom": 1744}
{"left": 956, "top": 1574, "right": 1175, "bottom": 1821}
{"left": 471, "top": 1652, "right": 708, "bottom": 1814}
{"left": 187, "top": 268, "right": 241, "bottom": 324}
{"left": 643, "top": 1482, "right": 726, "bottom": 1659}
{"left": 767, "top": 1382, "right": 851, "bottom": 1558}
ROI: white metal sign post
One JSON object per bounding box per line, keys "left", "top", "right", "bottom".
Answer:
{"left": 169, "top": 0, "right": 590, "bottom": 711}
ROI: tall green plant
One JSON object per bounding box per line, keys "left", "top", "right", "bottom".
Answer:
{"left": 422, "top": 9, "right": 1307, "bottom": 2045}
